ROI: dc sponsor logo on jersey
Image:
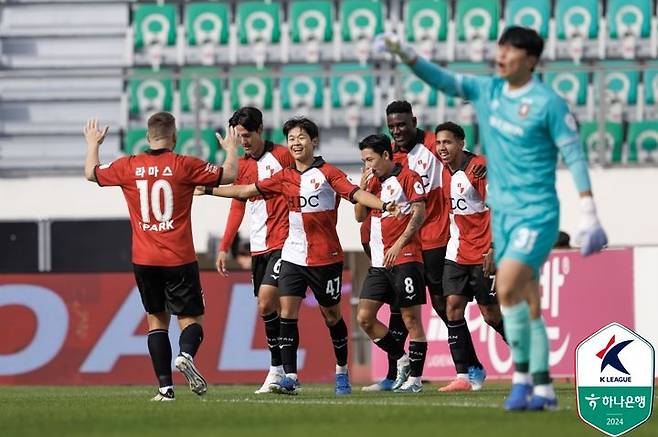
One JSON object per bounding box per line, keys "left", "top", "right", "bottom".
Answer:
{"left": 565, "top": 113, "right": 578, "bottom": 132}
{"left": 413, "top": 181, "right": 424, "bottom": 195}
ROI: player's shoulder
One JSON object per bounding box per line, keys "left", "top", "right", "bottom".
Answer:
{"left": 271, "top": 144, "right": 293, "bottom": 164}
{"left": 534, "top": 79, "right": 567, "bottom": 105}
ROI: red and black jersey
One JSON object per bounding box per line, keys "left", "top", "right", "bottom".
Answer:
{"left": 219, "top": 141, "right": 293, "bottom": 255}
{"left": 95, "top": 149, "right": 222, "bottom": 266}
{"left": 393, "top": 129, "right": 449, "bottom": 250}
{"left": 366, "top": 164, "right": 426, "bottom": 267}
{"left": 255, "top": 156, "right": 359, "bottom": 267}
{"left": 442, "top": 152, "right": 491, "bottom": 265}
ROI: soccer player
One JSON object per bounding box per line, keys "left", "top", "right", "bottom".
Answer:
{"left": 83, "top": 113, "right": 239, "bottom": 401}
{"left": 202, "top": 117, "right": 398, "bottom": 396}
{"left": 365, "top": 100, "right": 486, "bottom": 392}
{"left": 435, "top": 121, "right": 506, "bottom": 392}
{"left": 376, "top": 26, "right": 608, "bottom": 410}
{"left": 214, "top": 107, "right": 293, "bottom": 394}
{"left": 355, "top": 134, "right": 428, "bottom": 393}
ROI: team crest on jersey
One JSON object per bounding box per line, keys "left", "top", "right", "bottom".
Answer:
{"left": 264, "top": 165, "right": 274, "bottom": 177}
{"left": 457, "top": 182, "right": 465, "bottom": 194}
{"left": 310, "top": 179, "right": 321, "bottom": 190}
{"left": 413, "top": 181, "right": 424, "bottom": 195}
{"left": 417, "top": 159, "right": 428, "bottom": 170}
{"left": 387, "top": 185, "right": 396, "bottom": 196}
{"left": 518, "top": 103, "right": 530, "bottom": 118}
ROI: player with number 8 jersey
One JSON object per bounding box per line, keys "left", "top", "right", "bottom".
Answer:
{"left": 83, "top": 112, "right": 239, "bottom": 402}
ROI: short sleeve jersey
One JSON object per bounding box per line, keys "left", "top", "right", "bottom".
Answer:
{"left": 255, "top": 157, "right": 359, "bottom": 267}
{"left": 95, "top": 149, "right": 223, "bottom": 266}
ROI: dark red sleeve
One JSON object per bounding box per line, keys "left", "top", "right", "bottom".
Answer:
{"left": 469, "top": 156, "right": 487, "bottom": 201}
{"left": 360, "top": 215, "right": 371, "bottom": 245}
{"left": 95, "top": 156, "right": 130, "bottom": 187}
{"left": 182, "top": 156, "right": 223, "bottom": 186}
{"left": 325, "top": 165, "right": 359, "bottom": 202}
{"left": 219, "top": 199, "right": 246, "bottom": 253}
{"left": 255, "top": 168, "right": 285, "bottom": 196}
{"left": 274, "top": 145, "right": 294, "bottom": 168}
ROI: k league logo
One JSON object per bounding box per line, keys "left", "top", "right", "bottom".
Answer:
{"left": 576, "top": 323, "right": 655, "bottom": 437}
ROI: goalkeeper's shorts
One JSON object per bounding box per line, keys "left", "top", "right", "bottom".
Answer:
{"left": 492, "top": 209, "right": 559, "bottom": 278}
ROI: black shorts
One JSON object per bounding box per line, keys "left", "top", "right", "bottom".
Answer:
{"left": 278, "top": 260, "right": 343, "bottom": 307}
{"left": 360, "top": 262, "right": 426, "bottom": 308}
{"left": 133, "top": 261, "right": 205, "bottom": 316}
{"left": 251, "top": 249, "right": 282, "bottom": 296}
{"left": 442, "top": 260, "right": 498, "bottom": 305}
{"left": 422, "top": 246, "right": 447, "bottom": 296}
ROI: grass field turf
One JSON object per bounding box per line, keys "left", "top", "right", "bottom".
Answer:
{"left": 1, "top": 383, "right": 655, "bottom": 437}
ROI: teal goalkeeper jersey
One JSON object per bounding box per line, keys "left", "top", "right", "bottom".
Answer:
{"left": 412, "top": 58, "right": 591, "bottom": 216}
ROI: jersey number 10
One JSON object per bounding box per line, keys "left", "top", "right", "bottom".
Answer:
{"left": 136, "top": 179, "right": 174, "bottom": 223}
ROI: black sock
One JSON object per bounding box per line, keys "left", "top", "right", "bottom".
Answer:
{"left": 279, "top": 318, "right": 299, "bottom": 374}
{"left": 328, "top": 318, "right": 348, "bottom": 367}
{"left": 447, "top": 319, "right": 479, "bottom": 374}
{"left": 408, "top": 341, "right": 428, "bottom": 377}
{"left": 148, "top": 329, "right": 172, "bottom": 388}
{"left": 490, "top": 318, "right": 507, "bottom": 344}
{"left": 374, "top": 332, "right": 405, "bottom": 361}
{"left": 179, "top": 323, "right": 203, "bottom": 358}
{"left": 386, "top": 310, "right": 408, "bottom": 380}
{"left": 263, "top": 312, "right": 282, "bottom": 367}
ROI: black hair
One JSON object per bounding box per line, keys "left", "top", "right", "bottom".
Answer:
{"left": 385, "top": 100, "right": 413, "bottom": 116}
{"left": 282, "top": 116, "right": 320, "bottom": 139}
{"left": 435, "top": 121, "right": 465, "bottom": 141}
{"left": 358, "top": 134, "right": 393, "bottom": 158}
{"left": 228, "top": 107, "right": 263, "bottom": 132}
{"left": 498, "top": 26, "right": 544, "bottom": 59}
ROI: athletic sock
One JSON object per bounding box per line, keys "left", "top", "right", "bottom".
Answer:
{"left": 328, "top": 318, "right": 349, "bottom": 367}
{"left": 179, "top": 323, "right": 203, "bottom": 358}
{"left": 530, "top": 317, "right": 552, "bottom": 386}
{"left": 263, "top": 311, "right": 282, "bottom": 367}
{"left": 279, "top": 318, "right": 299, "bottom": 374}
{"left": 374, "top": 332, "right": 406, "bottom": 361}
{"left": 148, "top": 329, "right": 173, "bottom": 388}
{"left": 408, "top": 341, "right": 428, "bottom": 378}
{"left": 386, "top": 310, "right": 408, "bottom": 380}
{"left": 447, "top": 319, "right": 476, "bottom": 374}
{"left": 501, "top": 301, "right": 531, "bottom": 375}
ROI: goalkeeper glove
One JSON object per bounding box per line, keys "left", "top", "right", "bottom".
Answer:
{"left": 372, "top": 32, "right": 417, "bottom": 64}
{"left": 575, "top": 196, "right": 608, "bottom": 256}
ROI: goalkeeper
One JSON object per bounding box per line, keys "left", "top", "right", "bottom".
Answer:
{"left": 374, "top": 26, "right": 607, "bottom": 411}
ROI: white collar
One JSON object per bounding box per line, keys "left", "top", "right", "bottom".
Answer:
{"left": 503, "top": 77, "right": 537, "bottom": 98}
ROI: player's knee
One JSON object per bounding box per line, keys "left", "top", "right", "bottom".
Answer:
{"left": 356, "top": 310, "right": 375, "bottom": 333}
{"left": 446, "top": 305, "right": 465, "bottom": 321}
{"left": 322, "top": 308, "right": 341, "bottom": 327}
{"left": 257, "top": 298, "right": 276, "bottom": 316}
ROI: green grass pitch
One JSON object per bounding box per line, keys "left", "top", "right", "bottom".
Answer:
{"left": 1, "top": 383, "right": 655, "bottom": 436}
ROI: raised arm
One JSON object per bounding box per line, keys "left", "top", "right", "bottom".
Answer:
{"left": 217, "top": 126, "right": 240, "bottom": 184}
{"left": 83, "top": 118, "right": 109, "bottom": 182}
{"left": 354, "top": 168, "right": 374, "bottom": 223}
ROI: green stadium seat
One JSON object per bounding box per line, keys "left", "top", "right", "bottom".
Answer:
{"left": 134, "top": 4, "right": 177, "bottom": 49}
{"left": 607, "top": 0, "right": 653, "bottom": 59}
{"left": 555, "top": 0, "right": 599, "bottom": 62}
{"left": 237, "top": 1, "right": 281, "bottom": 66}
{"left": 579, "top": 121, "right": 624, "bottom": 163}
{"left": 268, "top": 128, "right": 287, "bottom": 146}
{"left": 455, "top": 0, "right": 500, "bottom": 61}
{"left": 398, "top": 65, "right": 438, "bottom": 108}
{"left": 280, "top": 65, "right": 324, "bottom": 110}
{"left": 462, "top": 124, "right": 479, "bottom": 152}
{"left": 176, "top": 129, "right": 220, "bottom": 163}
{"left": 594, "top": 61, "right": 639, "bottom": 105}
{"left": 290, "top": 0, "right": 333, "bottom": 44}
{"left": 185, "top": 3, "right": 229, "bottom": 46}
{"left": 455, "top": 0, "right": 499, "bottom": 42}
{"left": 128, "top": 69, "right": 174, "bottom": 115}
{"left": 627, "top": 120, "right": 658, "bottom": 162}
{"left": 405, "top": 0, "right": 448, "bottom": 43}
{"left": 504, "top": 0, "right": 550, "bottom": 38}
{"left": 180, "top": 67, "right": 223, "bottom": 113}
{"left": 339, "top": 0, "right": 384, "bottom": 63}
{"left": 124, "top": 129, "right": 150, "bottom": 155}
{"left": 544, "top": 62, "right": 589, "bottom": 106}
{"left": 230, "top": 66, "right": 273, "bottom": 110}
{"left": 556, "top": 0, "right": 599, "bottom": 40}
{"left": 330, "top": 64, "right": 374, "bottom": 109}
{"left": 643, "top": 63, "right": 658, "bottom": 106}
